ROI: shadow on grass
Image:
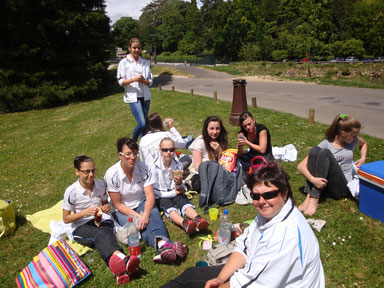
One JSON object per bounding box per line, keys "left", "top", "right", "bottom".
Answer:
{"left": 153, "top": 75, "right": 173, "bottom": 88}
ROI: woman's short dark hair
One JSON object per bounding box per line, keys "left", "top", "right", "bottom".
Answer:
{"left": 116, "top": 137, "right": 139, "bottom": 153}
{"left": 246, "top": 163, "right": 295, "bottom": 205}
{"left": 74, "top": 155, "right": 94, "bottom": 170}
{"left": 146, "top": 112, "right": 164, "bottom": 133}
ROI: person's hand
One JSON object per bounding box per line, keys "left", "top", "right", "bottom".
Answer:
{"left": 137, "top": 75, "right": 146, "bottom": 84}
{"left": 173, "top": 175, "right": 183, "bottom": 185}
{"left": 312, "top": 177, "right": 328, "bottom": 189}
{"left": 164, "top": 118, "right": 174, "bottom": 128}
{"left": 175, "top": 186, "right": 185, "bottom": 195}
{"left": 204, "top": 277, "right": 224, "bottom": 288}
{"left": 82, "top": 206, "right": 98, "bottom": 217}
{"left": 354, "top": 158, "right": 365, "bottom": 168}
{"left": 138, "top": 212, "right": 150, "bottom": 230}
{"left": 210, "top": 141, "right": 221, "bottom": 152}
{"left": 237, "top": 133, "right": 246, "bottom": 146}
{"left": 101, "top": 204, "right": 111, "bottom": 214}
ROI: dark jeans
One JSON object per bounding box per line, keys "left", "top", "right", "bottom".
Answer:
{"left": 73, "top": 219, "right": 122, "bottom": 265}
{"left": 129, "top": 97, "right": 150, "bottom": 142}
{"left": 160, "top": 265, "right": 225, "bottom": 288}
{"left": 157, "top": 194, "right": 194, "bottom": 219}
{"left": 306, "top": 146, "right": 349, "bottom": 199}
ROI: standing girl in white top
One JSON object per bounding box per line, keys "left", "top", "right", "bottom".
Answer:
{"left": 187, "top": 115, "right": 228, "bottom": 192}
{"left": 297, "top": 114, "right": 367, "bottom": 216}
{"left": 117, "top": 38, "right": 153, "bottom": 142}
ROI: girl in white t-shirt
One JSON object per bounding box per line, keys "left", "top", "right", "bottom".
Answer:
{"left": 297, "top": 114, "right": 367, "bottom": 216}
{"left": 187, "top": 115, "right": 228, "bottom": 191}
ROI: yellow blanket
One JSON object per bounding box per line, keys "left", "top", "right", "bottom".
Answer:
{"left": 26, "top": 200, "right": 92, "bottom": 256}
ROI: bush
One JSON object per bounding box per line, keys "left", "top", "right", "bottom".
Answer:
{"left": 272, "top": 50, "right": 289, "bottom": 62}
{"left": 325, "top": 69, "right": 337, "bottom": 78}
{"left": 341, "top": 67, "right": 351, "bottom": 76}
{"left": 343, "top": 39, "right": 365, "bottom": 59}
{"left": 160, "top": 51, "right": 172, "bottom": 56}
{"left": 238, "top": 43, "right": 261, "bottom": 62}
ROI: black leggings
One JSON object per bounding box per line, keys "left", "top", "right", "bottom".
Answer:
{"left": 306, "top": 146, "right": 349, "bottom": 199}
{"left": 160, "top": 265, "right": 225, "bottom": 288}
{"left": 73, "top": 220, "right": 123, "bottom": 265}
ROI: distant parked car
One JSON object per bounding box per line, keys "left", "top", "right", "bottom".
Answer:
{"left": 298, "top": 58, "right": 312, "bottom": 63}
{"left": 330, "top": 57, "right": 345, "bottom": 63}
{"left": 345, "top": 56, "right": 359, "bottom": 63}
{"left": 363, "top": 57, "right": 375, "bottom": 63}
{"left": 374, "top": 56, "right": 384, "bottom": 62}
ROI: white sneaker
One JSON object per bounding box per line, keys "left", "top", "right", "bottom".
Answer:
{"left": 242, "top": 185, "right": 253, "bottom": 203}
{"left": 235, "top": 185, "right": 253, "bottom": 205}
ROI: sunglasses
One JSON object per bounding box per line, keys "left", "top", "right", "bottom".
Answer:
{"left": 250, "top": 189, "right": 280, "bottom": 201}
{"left": 161, "top": 148, "right": 175, "bottom": 153}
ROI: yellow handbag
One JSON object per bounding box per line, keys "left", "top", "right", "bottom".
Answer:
{"left": 0, "top": 199, "right": 16, "bottom": 237}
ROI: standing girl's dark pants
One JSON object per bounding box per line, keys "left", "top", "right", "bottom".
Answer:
{"left": 160, "top": 265, "right": 225, "bottom": 288}
{"left": 306, "top": 147, "right": 349, "bottom": 200}
{"left": 73, "top": 219, "right": 123, "bottom": 265}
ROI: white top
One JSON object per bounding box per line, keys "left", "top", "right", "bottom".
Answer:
{"left": 62, "top": 179, "right": 111, "bottom": 229}
{"left": 150, "top": 156, "right": 185, "bottom": 199}
{"left": 231, "top": 198, "right": 325, "bottom": 288}
{"left": 139, "top": 128, "right": 185, "bottom": 166}
{"left": 104, "top": 161, "right": 155, "bottom": 209}
{"left": 117, "top": 55, "right": 153, "bottom": 103}
{"left": 188, "top": 135, "right": 208, "bottom": 159}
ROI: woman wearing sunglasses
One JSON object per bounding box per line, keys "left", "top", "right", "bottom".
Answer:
{"left": 150, "top": 138, "right": 209, "bottom": 235}
{"left": 161, "top": 164, "right": 324, "bottom": 288}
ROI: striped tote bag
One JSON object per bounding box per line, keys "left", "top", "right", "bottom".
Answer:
{"left": 16, "top": 239, "right": 91, "bottom": 288}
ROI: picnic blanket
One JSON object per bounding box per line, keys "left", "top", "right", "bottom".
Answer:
{"left": 26, "top": 200, "right": 92, "bottom": 256}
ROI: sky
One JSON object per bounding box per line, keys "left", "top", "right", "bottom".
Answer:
{"left": 105, "top": 0, "right": 203, "bottom": 24}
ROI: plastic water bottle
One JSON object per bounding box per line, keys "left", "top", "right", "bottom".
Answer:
{"left": 127, "top": 217, "right": 142, "bottom": 258}
{"left": 218, "top": 209, "right": 232, "bottom": 245}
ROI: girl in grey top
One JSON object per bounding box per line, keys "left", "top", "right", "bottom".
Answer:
{"left": 297, "top": 114, "right": 367, "bottom": 216}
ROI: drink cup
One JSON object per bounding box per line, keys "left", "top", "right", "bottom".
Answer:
{"left": 172, "top": 170, "right": 183, "bottom": 178}
{"left": 209, "top": 208, "right": 219, "bottom": 221}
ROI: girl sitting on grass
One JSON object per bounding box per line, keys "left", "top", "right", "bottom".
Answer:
{"left": 236, "top": 111, "right": 273, "bottom": 172}
{"left": 151, "top": 138, "right": 209, "bottom": 235}
{"left": 186, "top": 115, "right": 228, "bottom": 192}
{"left": 297, "top": 114, "right": 367, "bottom": 215}
{"left": 62, "top": 156, "right": 140, "bottom": 285}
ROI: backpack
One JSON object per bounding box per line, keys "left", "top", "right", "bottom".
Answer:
{"left": 198, "top": 161, "right": 243, "bottom": 211}
{"left": 202, "top": 240, "right": 236, "bottom": 266}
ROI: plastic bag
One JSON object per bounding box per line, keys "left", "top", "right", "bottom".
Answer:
{"left": 115, "top": 215, "right": 139, "bottom": 245}
{"left": 219, "top": 149, "right": 238, "bottom": 172}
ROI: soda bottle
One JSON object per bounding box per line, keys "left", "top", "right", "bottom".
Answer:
{"left": 218, "top": 209, "right": 232, "bottom": 245}
{"left": 127, "top": 217, "right": 142, "bottom": 258}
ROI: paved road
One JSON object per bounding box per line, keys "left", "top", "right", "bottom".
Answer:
{"left": 153, "top": 64, "right": 384, "bottom": 139}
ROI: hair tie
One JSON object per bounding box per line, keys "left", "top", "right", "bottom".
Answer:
{"left": 339, "top": 114, "right": 348, "bottom": 120}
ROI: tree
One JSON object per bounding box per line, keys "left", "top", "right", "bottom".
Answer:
{"left": 0, "top": 0, "right": 111, "bottom": 112}
{"left": 212, "top": 0, "right": 265, "bottom": 61}
{"left": 112, "top": 17, "right": 139, "bottom": 49}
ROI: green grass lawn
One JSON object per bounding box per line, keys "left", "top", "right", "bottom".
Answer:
{"left": 1, "top": 87, "right": 383, "bottom": 287}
